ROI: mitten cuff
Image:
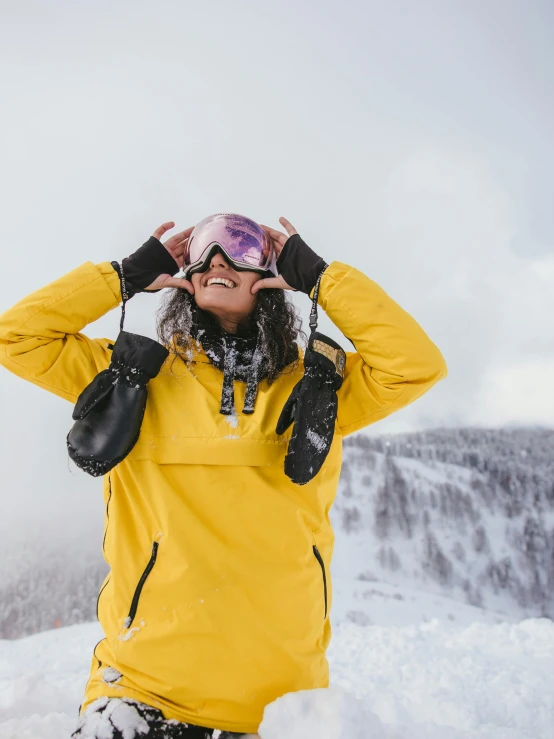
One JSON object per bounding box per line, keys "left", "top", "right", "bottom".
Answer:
{"left": 304, "top": 331, "right": 346, "bottom": 388}
{"left": 111, "top": 332, "right": 169, "bottom": 378}
{"left": 276, "top": 234, "right": 328, "bottom": 294}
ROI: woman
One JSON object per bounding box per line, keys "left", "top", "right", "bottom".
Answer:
{"left": 0, "top": 214, "right": 447, "bottom": 738}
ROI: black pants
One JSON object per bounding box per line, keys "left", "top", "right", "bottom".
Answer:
{"left": 71, "top": 697, "right": 249, "bottom": 738}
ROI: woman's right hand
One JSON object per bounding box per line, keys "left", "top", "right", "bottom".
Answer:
{"left": 143, "top": 222, "right": 195, "bottom": 294}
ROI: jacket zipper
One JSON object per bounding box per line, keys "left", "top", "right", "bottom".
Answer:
{"left": 125, "top": 541, "right": 159, "bottom": 628}
{"left": 312, "top": 545, "right": 328, "bottom": 620}
{"left": 98, "top": 478, "right": 113, "bottom": 621}
{"left": 96, "top": 576, "right": 111, "bottom": 620}
{"left": 102, "top": 477, "right": 113, "bottom": 555}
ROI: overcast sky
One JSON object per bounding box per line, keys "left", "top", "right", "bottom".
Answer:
{"left": 0, "top": 0, "right": 553, "bottom": 535}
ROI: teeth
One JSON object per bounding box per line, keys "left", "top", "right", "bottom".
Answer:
{"left": 206, "top": 277, "right": 235, "bottom": 288}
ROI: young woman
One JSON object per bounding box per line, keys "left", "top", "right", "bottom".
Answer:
{"left": 0, "top": 214, "right": 447, "bottom": 738}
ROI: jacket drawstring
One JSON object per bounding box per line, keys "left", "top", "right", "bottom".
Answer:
{"left": 242, "top": 336, "right": 263, "bottom": 415}
{"left": 219, "top": 334, "right": 263, "bottom": 416}
{"left": 190, "top": 309, "right": 275, "bottom": 417}
{"left": 220, "top": 338, "right": 237, "bottom": 415}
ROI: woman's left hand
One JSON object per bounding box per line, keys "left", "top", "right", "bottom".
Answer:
{"left": 251, "top": 217, "right": 297, "bottom": 294}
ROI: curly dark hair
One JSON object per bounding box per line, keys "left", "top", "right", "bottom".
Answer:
{"left": 156, "top": 287, "right": 306, "bottom": 382}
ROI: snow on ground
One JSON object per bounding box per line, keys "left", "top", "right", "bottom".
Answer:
{"left": 331, "top": 576, "right": 513, "bottom": 628}
{"left": 1, "top": 613, "right": 553, "bottom": 739}
{"left": 325, "top": 619, "right": 554, "bottom": 738}
{"left": 0, "top": 622, "right": 95, "bottom": 738}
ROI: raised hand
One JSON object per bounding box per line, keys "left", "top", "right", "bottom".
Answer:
{"left": 144, "top": 222, "right": 195, "bottom": 294}
{"left": 251, "top": 217, "right": 297, "bottom": 294}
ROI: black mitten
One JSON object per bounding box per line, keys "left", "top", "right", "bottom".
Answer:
{"left": 276, "top": 332, "right": 346, "bottom": 485}
{"left": 67, "top": 332, "right": 169, "bottom": 477}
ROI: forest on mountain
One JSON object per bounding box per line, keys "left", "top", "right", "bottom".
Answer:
{"left": 336, "top": 427, "right": 554, "bottom": 619}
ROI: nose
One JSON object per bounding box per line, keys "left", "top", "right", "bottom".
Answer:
{"left": 208, "top": 250, "right": 231, "bottom": 271}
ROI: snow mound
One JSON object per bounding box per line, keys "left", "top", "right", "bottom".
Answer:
{"left": 0, "top": 713, "right": 74, "bottom": 739}
{"left": 258, "top": 686, "right": 519, "bottom": 738}
{"left": 327, "top": 618, "right": 554, "bottom": 738}
{"left": 259, "top": 686, "right": 384, "bottom": 739}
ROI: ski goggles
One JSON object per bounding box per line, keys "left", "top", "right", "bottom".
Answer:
{"left": 181, "top": 213, "right": 278, "bottom": 279}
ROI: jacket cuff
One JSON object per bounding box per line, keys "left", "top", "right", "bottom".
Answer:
{"left": 276, "top": 234, "right": 328, "bottom": 295}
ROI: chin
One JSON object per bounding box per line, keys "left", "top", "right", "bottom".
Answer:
{"left": 196, "top": 287, "right": 256, "bottom": 314}
{"left": 196, "top": 294, "right": 235, "bottom": 312}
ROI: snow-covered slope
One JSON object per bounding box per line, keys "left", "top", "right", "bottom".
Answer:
{"left": 1, "top": 618, "right": 553, "bottom": 738}
{"left": 331, "top": 427, "right": 554, "bottom": 623}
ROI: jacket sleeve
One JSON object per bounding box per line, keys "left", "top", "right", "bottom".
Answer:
{"left": 317, "top": 261, "right": 447, "bottom": 436}
{"left": 0, "top": 261, "right": 122, "bottom": 403}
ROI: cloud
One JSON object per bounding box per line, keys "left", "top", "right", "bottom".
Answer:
{"left": 356, "top": 144, "right": 554, "bottom": 432}
{"left": 474, "top": 357, "right": 554, "bottom": 427}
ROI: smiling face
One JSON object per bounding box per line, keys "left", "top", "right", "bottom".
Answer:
{"left": 191, "top": 249, "right": 262, "bottom": 333}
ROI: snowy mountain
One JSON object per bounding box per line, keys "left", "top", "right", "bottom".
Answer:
{"left": 0, "top": 427, "right": 552, "bottom": 638}
{"left": 333, "top": 427, "right": 554, "bottom": 623}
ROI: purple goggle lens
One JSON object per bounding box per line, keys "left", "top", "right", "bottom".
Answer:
{"left": 183, "top": 213, "right": 277, "bottom": 278}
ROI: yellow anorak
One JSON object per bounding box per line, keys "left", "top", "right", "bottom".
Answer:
{"left": 0, "top": 260, "right": 446, "bottom": 734}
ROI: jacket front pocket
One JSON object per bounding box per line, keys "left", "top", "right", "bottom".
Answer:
{"left": 312, "top": 544, "right": 328, "bottom": 620}
{"left": 125, "top": 541, "right": 159, "bottom": 628}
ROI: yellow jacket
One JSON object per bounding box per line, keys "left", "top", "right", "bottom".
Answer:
{"left": 0, "top": 260, "right": 446, "bottom": 734}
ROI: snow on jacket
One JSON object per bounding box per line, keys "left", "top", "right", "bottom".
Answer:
{"left": 0, "top": 260, "right": 447, "bottom": 735}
